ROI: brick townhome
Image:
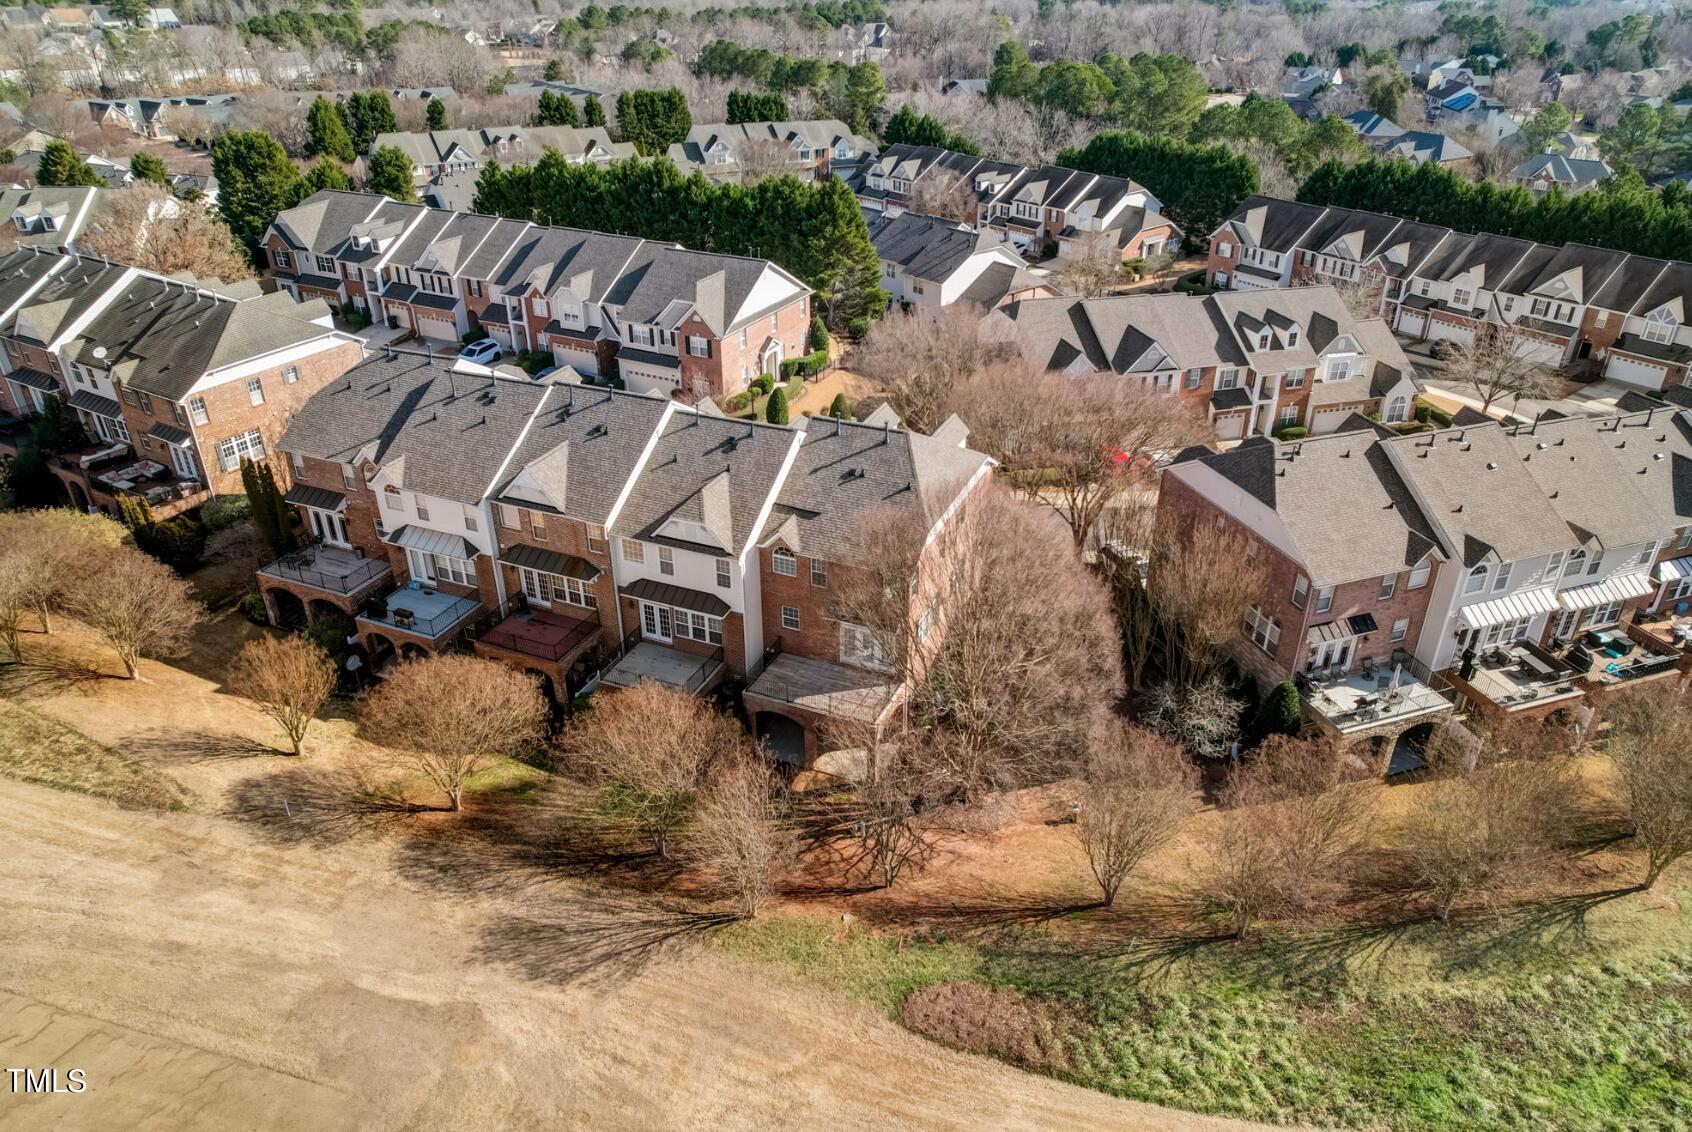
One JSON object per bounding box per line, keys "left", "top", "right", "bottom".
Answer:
{"left": 985, "top": 288, "right": 1420, "bottom": 440}
{"left": 1161, "top": 407, "right": 1692, "bottom": 741}
{"left": 1207, "top": 194, "right": 1692, "bottom": 392}
{"left": 264, "top": 190, "right": 813, "bottom": 403}
{"left": 853, "top": 144, "right": 1179, "bottom": 264}
{"left": 265, "top": 351, "right": 994, "bottom": 765}
{"left": 0, "top": 247, "right": 364, "bottom": 519}
{"left": 665, "top": 119, "right": 876, "bottom": 183}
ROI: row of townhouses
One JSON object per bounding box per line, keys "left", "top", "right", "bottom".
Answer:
{"left": 259, "top": 350, "right": 993, "bottom": 763}
{"left": 1209, "top": 194, "right": 1692, "bottom": 393}
{"left": 665, "top": 119, "right": 877, "bottom": 184}
{"left": 851, "top": 144, "right": 1180, "bottom": 265}
{"left": 0, "top": 247, "right": 365, "bottom": 518}
{"left": 1162, "top": 406, "right": 1692, "bottom": 762}
{"left": 984, "top": 287, "right": 1421, "bottom": 440}
{"left": 263, "top": 189, "right": 814, "bottom": 403}
{"left": 369, "top": 125, "right": 636, "bottom": 184}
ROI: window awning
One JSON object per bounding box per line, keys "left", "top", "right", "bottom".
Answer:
{"left": 1307, "top": 620, "right": 1352, "bottom": 644}
{"left": 67, "top": 390, "right": 121, "bottom": 418}
{"left": 1654, "top": 555, "right": 1692, "bottom": 584}
{"left": 8, "top": 368, "right": 58, "bottom": 392}
{"left": 1455, "top": 587, "right": 1559, "bottom": 630}
{"left": 620, "top": 577, "right": 730, "bottom": 617}
{"left": 389, "top": 524, "right": 477, "bottom": 560}
{"left": 146, "top": 421, "right": 192, "bottom": 446}
{"left": 499, "top": 542, "right": 599, "bottom": 580}
{"left": 1556, "top": 571, "right": 1653, "bottom": 611}
{"left": 284, "top": 483, "right": 346, "bottom": 512}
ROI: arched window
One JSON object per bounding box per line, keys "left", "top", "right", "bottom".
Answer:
{"left": 383, "top": 484, "right": 401, "bottom": 511}
{"left": 1385, "top": 395, "right": 1408, "bottom": 423}
{"left": 772, "top": 547, "right": 797, "bottom": 577}
{"left": 1564, "top": 548, "right": 1586, "bottom": 577}
{"left": 1464, "top": 563, "right": 1488, "bottom": 594}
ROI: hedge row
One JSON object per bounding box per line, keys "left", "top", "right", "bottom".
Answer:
{"left": 780, "top": 349, "right": 830, "bottom": 379}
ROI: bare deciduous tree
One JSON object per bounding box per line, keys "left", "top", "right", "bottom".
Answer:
{"left": 1449, "top": 322, "right": 1559, "bottom": 414}
{"left": 1294, "top": 273, "right": 1383, "bottom": 322}
{"left": 229, "top": 634, "right": 337, "bottom": 756}
{"left": 829, "top": 482, "right": 1124, "bottom": 797}
{"left": 734, "top": 137, "right": 796, "bottom": 184}
{"left": 84, "top": 184, "right": 254, "bottom": 283}
{"left": 0, "top": 510, "right": 128, "bottom": 659}
{"left": 1602, "top": 690, "right": 1692, "bottom": 889}
{"left": 1074, "top": 724, "right": 1199, "bottom": 907}
{"left": 688, "top": 757, "right": 795, "bottom": 917}
{"left": 359, "top": 654, "right": 547, "bottom": 812}
{"left": 1055, "top": 230, "right": 1126, "bottom": 299}
{"left": 67, "top": 544, "right": 203, "bottom": 679}
{"left": 853, "top": 303, "right": 1014, "bottom": 433}
{"left": 958, "top": 359, "right": 1210, "bottom": 548}
{"left": 1149, "top": 518, "right": 1266, "bottom": 687}
{"left": 907, "top": 167, "right": 978, "bottom": 225}
{"left": 1399, "top": 725, "right": 1576, "bottom": 922}
{"left": 567, "top": 681, "right": 747, "bottom": 857}
{"left": 1147, "top": 676, "right": 1243, "bottom": 760}
{"left": 1199, "top": 733, "right": 1373, "bottom": 938}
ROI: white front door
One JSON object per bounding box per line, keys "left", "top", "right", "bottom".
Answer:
{"left": 309, "top": 507, "right": 348, "bottom": 547}
{"left": 761, "top": 341, "right": 782, "bottom": 376}
{"left": 169, "top": 443, "right": 198, "bottom": 481}
{"left": 1309, "top": 637, "right": 1354, "bottom": 672}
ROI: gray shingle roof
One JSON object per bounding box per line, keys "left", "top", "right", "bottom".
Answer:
{"left": 615, "top": 412, "right": 798, "bottom": 555}
{"left": 865, "top": 209, "right": 991, "bottom": 283}
{"left": 278, "top": 352, "right": 552, "bottom": 504}
{"left": 1172, "top": 433, "right": 1440, "bottom": 587}
{"left": 491, "top": 384, "right": 672, "bottom": 525}
{"left": 1520, "top": 410, "right": 1692, "bottom": 545}
{"left": 4, "top": 258, "right": 129, "bottom": 344}
{"left": 763, "top": 416, "right": 992, "bottom": 565}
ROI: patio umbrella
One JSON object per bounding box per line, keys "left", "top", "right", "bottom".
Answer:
{"left": 1388, "top": 663, "right": 1403, "bottom": 698}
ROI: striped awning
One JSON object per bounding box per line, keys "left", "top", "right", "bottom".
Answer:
{"left": 67, "top": 390, "right": 121, "bottom": 418}
{"left": 7, "top": 367, "right": 58, "bottom": 392}
{"left": 388, "top": 524, "right": 477, "bottom": 559}
{"left": 1307, "top": 620, "right": 1352, "bottom": 645}
{"left": 1654, "top": 556, "right": 1692, "bottom": 584}
{"left": 1556, "top": 571, "right": 1653, "bottom": 611}
{"left": 1456, "top": 587, "right": 1559, "bottom": 630}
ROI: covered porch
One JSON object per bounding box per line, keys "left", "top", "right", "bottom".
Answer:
{"left": 744, "top": 652, "right": 900, "bottom": 765}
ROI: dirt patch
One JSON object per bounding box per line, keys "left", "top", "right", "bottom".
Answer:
{"left": 0, "top": 698, "right": 188, "bottom": 811}
{"left": 902, "top": 981, "right": 1082, "bottom": 1073}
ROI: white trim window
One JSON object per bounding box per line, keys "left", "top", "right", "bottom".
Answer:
{"left": 772, "top": 547, "right": 797, "bottom": 576}
{"left": 715, "top": 558, "right": 731, "bottom": 588}
{"left": 658, "top": 546, "right": 674, "bottom": 576}
{"left": 1587, "top": 600, "right": 1624, "bottom": 627}
{"left": 1379, "top": 573, "right": 1396, "bottom": 600}
{"left": 621, "top": 538, "right": 645, "bottom": 564}
{"left": 1292, "top": 574, "right": 1309, "bottom": 608}
{"left": 675, "top": 608, "right": 722, "bottom": 644}
{"left": 520, "top": 567, "right": 596, "bottom": 609}
{"left": 189, "top": 396, "right": 208, "bottom": 425}
{"left": 1243, "top": 605, "right": 1280, "bottom": 654}
{"left": 1390, "top": 617, "right": 1409, "bottom": 642}
{"left": 1408, "top": 561, "right": 1431, "bottom": 589}
{"left": 1314, "top": 584, "right": 1334, "bottom": 613}
{"left": 1464, "top": 564, "right": 1488, "bottom": 594}
{"left": 1491, "top": 561, "right": 1512, "bottom": 592}
{"left": 246, "top": 377, "right": 264, "bottom": 405}
{"left": 215, "top": 428, "right": 265, "bottom": 472}
{"left": 811, "top": 558, "right": 827, "bottom": 587}
{"left": 781, "top": 605, "right": 800, "bottom": 630}
{"left": 168, "top": 442, "right": 198, "bottom": 482}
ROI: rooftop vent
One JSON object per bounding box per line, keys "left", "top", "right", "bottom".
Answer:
{"left": 1486, "top": 462, "right": 1498, "bottom": 470}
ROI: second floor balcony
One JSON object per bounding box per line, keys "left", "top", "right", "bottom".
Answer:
{"left": 1299, "top": 649, "right": 1455, "bottom": 736}
{"left": 473, "top": 598, "right": 601, "bottom": 665}
{"left": 260, "top": 543, "right": 392, "bottom": 596}
{"left": 357, "top": 580, "right": 484, "bottom": 642}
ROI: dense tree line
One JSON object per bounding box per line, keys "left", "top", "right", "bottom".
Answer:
{"left": 726, "top": 90, "right": 789, "bottom": 125}
{"left": 694, "top": 43, "right": 886, "bottom": 133}
{"left": 1189, "top": 93, "right": 1362, "bottom": 178}
{"left": 882, "top": 104, "right": 980, "bottom": 156}
{"left": 533, "top": 90, "right": 582, "bottom": 128}
{"left": 988, "top": 43, "right": 1208, "bottom": 139}
{"left": 1298, "top": 158, "right": 1692, "bottom": 262}
{"left": 614, "top": 88, "right": 692, "bottom": 154}
{"left": 472, "top": 154, "right": 885, "bottom": 330}
{"left": 1060, "top": 131, "right": 1259, "bottom": 249}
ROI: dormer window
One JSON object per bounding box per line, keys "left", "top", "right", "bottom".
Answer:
{"left": 1645, "top": 307, "right": 1677, "bottom": 344}
{"left": 1464, "top": 564, "right": 1488, "bottom": 594}
{"left": 1286, "top": 329, "right": 1299, "bottom": 347}
{"left": 1257, "top": 330, "right": 1271, "bottom": 349}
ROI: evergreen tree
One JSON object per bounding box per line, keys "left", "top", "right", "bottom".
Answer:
{"left": 726, "top": 89, "right": 788, "bottom": 123}
{"left": 880, "top": 103, "right": 978, "bottom": 154}
{"left": 28, "top": 392, "right": 87, "bottom": 454}
{"left": 212, "top": 130, "right": 305, "bottom": 257}
{"left": 583, "top": 94, "right": 606, "bottom": 127}
{"left": 426, "top": 97, "right": 447, "bottom": 131}
{"left": 544, "top": 57, "right": 566, "bottom": 81}
{"left": 36, "top": 139, "right": 102, "bottom": 187}
{"left": 261, "top": 463, "right": 294, "bottom": 553}
{"left": 1062, "top": 131, "right": 1258, "bottom": 249}
{"left": 764, "top": 385, "right": 789, "bottom": 425}
{"left": 834, "top": 61, "right": 886, "bottom": 134}
{"left": 306, "top": 95, "right": 356, "bottom": 162}
{"left": 299, "top": 157, "right": 353, "bottom": 198}
{"left": 615, "top": 88, "right": 691, "bottom": 153}
{"left": 1247, "top": 681, "right": 1303, "bottom": 745}
{"left": 365, "top": 146, "right": 418, "bottom": 203}
{"left": 533, "top": 90, "right": 580, "bottom": 127}
{"left": 808, "top": 314, "right": 828, "bottom": 353}
{"left": 827, "top": 392, "right": 849, "bottom": 419}
{"left": 128, "top": 151, "right": 168, "bottom": 184}
{"left": 361, "top": 90, "right": 398, "bottom": 141}
{"left": 241, "top": 458, "right": 277, "bottom": 550}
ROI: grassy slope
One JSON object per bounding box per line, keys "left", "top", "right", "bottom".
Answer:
{"left": 0, "top": 698, "right": 189, "bottom": 810}
{"left": 724, "top": 897, "right": 1692, "bottom": 1131}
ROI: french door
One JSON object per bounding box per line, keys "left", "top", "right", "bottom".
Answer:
{"left": 640, "top": 601, "right": 672, "bottom": 642}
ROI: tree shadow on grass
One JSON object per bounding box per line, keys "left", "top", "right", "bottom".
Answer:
{"left": 0, "top": 657, "right": 118, "bottom": 698}
{"left": 127, "top": 728, "right": 283, "bottom": 763}
{"left": 224, "top": 764, "right": 430, "bottom": 846}
{"left": 1433, "top": 885, "right": 1646, "bottom": 976}
{"left": 475, "top": 892, "right": 739, "bottom": 988}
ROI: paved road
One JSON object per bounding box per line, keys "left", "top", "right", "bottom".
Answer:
{"left": 0, "top": 779, "right": 1277, "bottom": 1132}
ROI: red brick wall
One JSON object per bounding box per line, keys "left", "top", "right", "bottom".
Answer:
{"left": 489, "top": 503, "right": 622, "bottom": 653}
{"left": 676, "top": 294, "right": 810, "bottom": 401}
{"left": 1205, "top": 236, "right": 1237, "bottom": 286}
{"left": 757, "top": 543, "right": 845, "bottom": 664}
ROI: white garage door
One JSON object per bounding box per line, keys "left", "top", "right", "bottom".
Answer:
{"left": 1311, "top": 407, "right": 1356, "bottom": 435}
{"left": 416, "top": 312, "right": 457, "bottom": 342}
{"left": 1425, "top": 318, "right": 1474, "bottom": 348}
{"left": 1606, "top": 353, "right": 1670, "bottom": 390}
{"left": 1515, "top": 335, "right": 1565, "bottom": 366}
{"left": 1397, "top": 309, "right": 1426, "bottom": 337}
{"left": 1213, "top": 412, "right": 1246, "bottom": 440}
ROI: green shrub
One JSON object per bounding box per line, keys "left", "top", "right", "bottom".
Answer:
{"left": 1246, "top": 680, "right": 1303, "bottom": 745}
{"left": 516, "top": 349, "right": 551, "bottom": 375}
{"left": 751, "top": 374, "right": 775, "bottom": 395}
{"left": 200, "top": 495, "right": 251, "bottom": 531}
{"left": 846, "top": 315, "right": 870, "bottom": 339}
{"left": 1174, "top": 269, "right": 1214, "bottom": 295}
{"left": 237, "top": 591, "right": 268, "bottom": 624}
{"left": 1415, "top": 398, "right": 1453, "bottom": 428}
{"left": 808, "top": 314, "right": 828, "bottom": 354}
{"left": 725, "top": 391, "right": 753, "bottom": 412}
{"left": 828, "top": 392, "right": 850, "bottom": 419}
{"left": 1271, "top": 425, "right": 1308, "bottom": 440}
{"left": 132, "top": 516, "right": 207, "bottom": 572}
{"left": 306, "top": 609, "right": 356, "bottom": 666}
{"left": 461, "top": 327, "right": 489, "bottom": 345}
{"left": 765, "top": 386, "right": 789, "bottom": 425}
{"left": 780, "top": 357, "right": 802, "bottom": 379}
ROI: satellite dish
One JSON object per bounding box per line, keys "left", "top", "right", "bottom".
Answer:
{"left": 92, "top": 346, "right": 107, "bottom": 359}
